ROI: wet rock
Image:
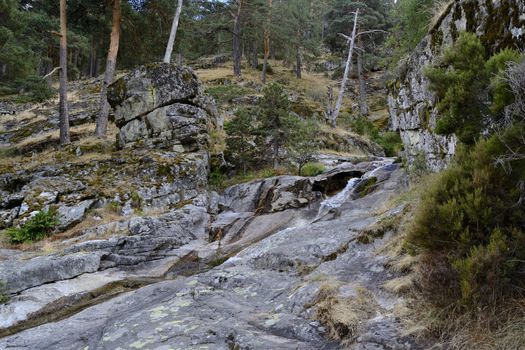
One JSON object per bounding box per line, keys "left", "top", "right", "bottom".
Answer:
{"left": 220, "top": 176, "right": 320, "bottom": 214}
{"left": 0, "top": 164, "right": 421, "bottom": 350}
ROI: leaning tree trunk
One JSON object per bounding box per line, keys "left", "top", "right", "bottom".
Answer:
{"left": 232, "top": 1, "right": 242, "bottom": 76}
{"left": 357, "top": 36, "right": 369, "bottom": 116}
{"left": 95, "top": 0, "right": 122, "bottom": 138}
{"left": 163, "top": 0, "right": 183, "bottom": 64}
{"left": 59, "top": 0, "right": 70, "bottom": 145}
{"left": 331, "top": 9, "right": 359, "bottom": 128}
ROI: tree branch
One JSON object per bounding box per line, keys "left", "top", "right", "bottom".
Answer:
{"left": 43, "top": 67, "right": 61, "bottom": 79}
{"left": 356, "top": 29, "right": 388, "bottom": 38}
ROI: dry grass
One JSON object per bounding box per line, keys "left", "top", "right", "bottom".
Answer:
{"left": 313, "top": 281, "right": 378, "bottom": 344}
{"left": 383, "top": 276, "right": 414, "bottom": 296}
{"left": 411, "top": 298, "right": 525, "bottom": 350}
{"left": 0, "top": 122, "right": 118, "bottom": 171}
{"left": 195, "top": 59, "right": 354, "bottom": 112}
{"left": 0, "top": 110, "right": 46, "bottom": 130}
{"left": 16, "top": 123, "right": 95, "bottom": 149}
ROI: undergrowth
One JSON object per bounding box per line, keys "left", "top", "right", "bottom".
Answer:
{"left": 6, "top": 208, "right": 58, "bottom": 244}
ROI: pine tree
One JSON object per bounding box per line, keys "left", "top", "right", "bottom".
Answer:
{"left": 225, "top": 109, "right": 257, "bottom": 175}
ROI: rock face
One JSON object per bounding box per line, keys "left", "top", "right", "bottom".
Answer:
{"left": 108, "top": 63, "right": 217, "bottom": 151}
{"left": 1, "top": 159, "right": 424, "bottom": 349}
{"left": 388, "top": 0, "right": 525, "bottom": 170}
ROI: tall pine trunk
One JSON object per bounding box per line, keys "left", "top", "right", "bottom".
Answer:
{"left": 89, "top": 39, "right": 97, "bottom": 77}
{"left": 295, "top": 47, "right": 302, "bottom": 79}
{"left": 163, "top": 0, "right": 183, "bottom": 64}
{"left": 232, "top": 1, "right": 242, "bottom": 76}
{"left": 261, "top": 0, "right": 272, "bottom": 84}
{"left": 357, "top": 36, "right": 369, "bottom": 116}
{"left": 59, "top": 0, "right": 70, "bottom": 145}
{"left": 96, "top": 0, "right": 122, "bottom": 139}
{"left": 261, "top": 36, "right": 269, "bottom": 83}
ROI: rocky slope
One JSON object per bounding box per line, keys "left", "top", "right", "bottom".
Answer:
{"left": 1, "top": 158, "right": 420, "bottom": 349}
{"left": 388, "top": 0, "right": 525, "bottom": 170}
{"left": 1, "top": 63, "right": 421, "bottom": 349}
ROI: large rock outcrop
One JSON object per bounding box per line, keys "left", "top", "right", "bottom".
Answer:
{"left": 0, "top": 64, "right": 218, "bottom": 230}
{"left": 108, "top": 63, "right": 218, "bottom": 151}
{"left": 388, "top": 0, "right": 525, "bottom": 170}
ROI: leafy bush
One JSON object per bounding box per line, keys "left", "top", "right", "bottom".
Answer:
{"left": 6, "top": 208, "right": 58, "bottom": 244}
{"left": 301, "top": 162, "right": 325, "bottom": 177}
{"left": 406, "top": 124, "right": 525, "bottom": 307}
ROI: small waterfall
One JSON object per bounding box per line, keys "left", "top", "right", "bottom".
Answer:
{"left": 319, "top": 178, "right": 361, "bottom": 210}
{"left": 314, "top": 158, "right": 397, "bottom": 221}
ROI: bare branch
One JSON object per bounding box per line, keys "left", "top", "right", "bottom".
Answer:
{"left": 356, "top": 29, "right": 388, "bottom": 38}
{"left": 43, "top": 67, "right": 61, "bottom": 79}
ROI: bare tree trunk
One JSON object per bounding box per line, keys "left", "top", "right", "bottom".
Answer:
{"left": 325, "top": 86, "right": 334, "bottom": 124}
{"left": 163, "top": 0, "right": 183, "bottom": 64}
{"left": 59, "top": 0, "right": 70, "bottom": 145}
{"left": 331, "top": 9, "right": 359, "bottom": 128}
{"left": 295, "top": 47, "right": 302, "bottom": 79}
{"left": 95, "top": 0, "right": 122, "bottom": 138}
{"left": 232, "top": 1, "right": 242, "bottom": 76}
{"left": 357, "top": 36, "right": 369, "bottom": 116}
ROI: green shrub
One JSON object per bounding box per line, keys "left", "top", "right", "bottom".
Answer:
{"left": 350, "top": 116, "right": 403, "bottom": 156}
{"left": 406, "top": 124, "right": 525, "bottom": 307}
{"left": 257, "top": 62, "right": 273, "bottom": 74}
{"left": 485, "top": 49, "right": 523, "bottom": 115}
{"left": 301, "top": 162, "right": 325, "bottom": 177}
{"left": 13, "top": 76, "right": 54, "bottom": 102}
{"left": 407, "top": 151, "right": 429, "bottom": 181}
{"left": 6, "top": 208, "right": 58, "bottom": 244}
{"left": 350, "top": 116, "right": 380, "bottom": 139}
{"left": 205, "top": 85, "right": 250, "bottom": 105}
{"left": 209, "top": 170, "right": 227, "bottom": 191}
{"left": 377, "top": 131, "right": 403, "bottom": 157}
{"left": 424, "top": 32, "right": 522, "bottom": 144}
